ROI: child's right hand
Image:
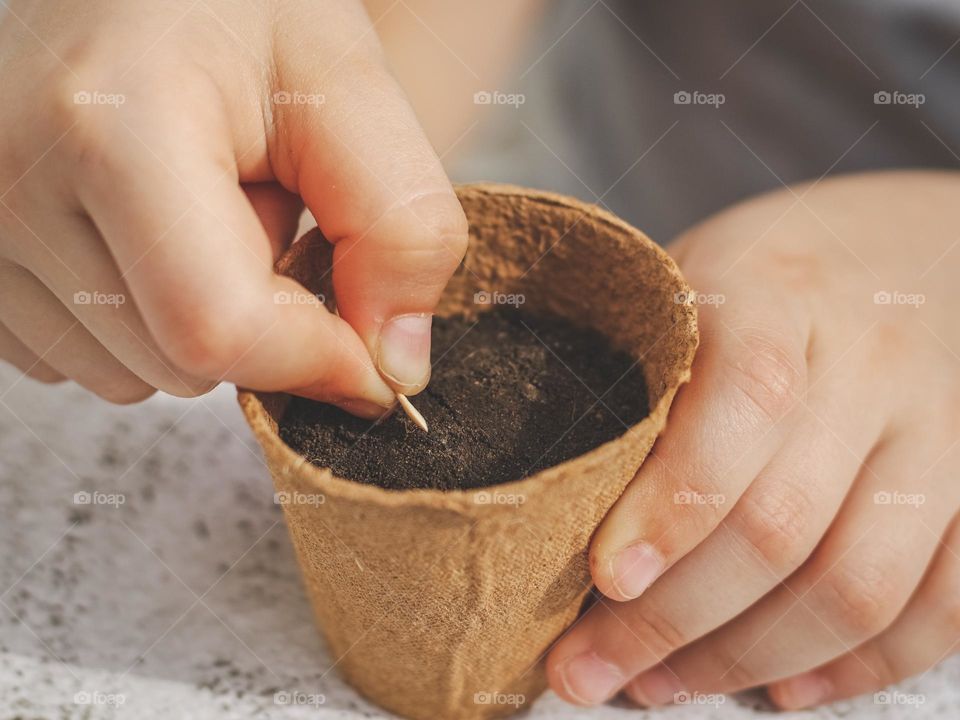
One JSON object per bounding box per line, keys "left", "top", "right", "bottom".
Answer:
{"left": 0, "top": 0, "right": 468, "bottom": 416}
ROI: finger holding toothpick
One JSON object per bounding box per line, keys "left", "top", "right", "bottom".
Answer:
{"left": 334, "top": 304, "right": 430, "bottom": 432}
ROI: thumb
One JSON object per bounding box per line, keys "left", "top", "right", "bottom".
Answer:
{"left": 272, "top": 3, "right": 468, "bottom": 395}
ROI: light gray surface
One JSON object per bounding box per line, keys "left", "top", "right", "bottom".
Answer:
{"left": 1, "top": 367, "right": 958, "bottom": 719}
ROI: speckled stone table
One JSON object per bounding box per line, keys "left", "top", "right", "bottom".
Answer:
{"left": 1, "top": 366, "right": 957, "bottom": 719}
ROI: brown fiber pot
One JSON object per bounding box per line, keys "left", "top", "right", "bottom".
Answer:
{"left": 238, "top": 183, "right": 698, "bottom": 719}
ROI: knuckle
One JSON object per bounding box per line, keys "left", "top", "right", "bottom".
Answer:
{"left": 666, "top": 475, "right": 729, "bottom": 540}
{"left": 45, "top": 48, "right": 178, "bottom": 173}
{"left": 624, "top": 603, "right": 688, "bottom": 659}
{"left": 51, "top": 96, "right": 125, "bottom": 183}
{"left": 726, "top": 331, "right": 805, "bottom": 424}
{"left": 159, "top": 292, "right": 267, "bottom": 379}
{"left": 394, "top": 191, "right": 469, "bottom": 265}
{"left": 49, "top": 62, "right": 115, "bottom": 139}
{"left": 818, "top": 559, "right": 901, "bottom": 638}
{"left": 732, "top": 482, "right": 814, "bottom": 572}
{"left": 706, "top": 644, "right": 756, "bottom": 689}
{"left": 868, "top": 644, "right": 902, "bottom": 688}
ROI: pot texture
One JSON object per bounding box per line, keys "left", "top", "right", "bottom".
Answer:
{"left": 238, "top": 183, "right": 698, "bottom": 719}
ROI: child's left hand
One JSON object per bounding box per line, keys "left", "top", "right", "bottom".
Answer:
{"left": 546, "top": 170, "right": 960, "bottom": 710}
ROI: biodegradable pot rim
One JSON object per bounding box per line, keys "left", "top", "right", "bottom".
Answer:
{"left": 238, "top": 183, "right": 698, "bottom": 515}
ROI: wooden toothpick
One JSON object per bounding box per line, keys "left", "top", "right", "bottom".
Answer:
{"left": 396, "top": 393, "right": 429, "bottom": 433}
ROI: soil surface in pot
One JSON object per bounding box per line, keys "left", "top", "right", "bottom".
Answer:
{"left": 279, "top": 309, "right": 649, "bottom": 490}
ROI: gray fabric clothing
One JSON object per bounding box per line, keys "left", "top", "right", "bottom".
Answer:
{"left": 454, "top": 0, "right": 960, "bottom": 243}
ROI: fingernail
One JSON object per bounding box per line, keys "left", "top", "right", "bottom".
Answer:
{"left": 768, "top": 673, "right": 832, "bottom": 709}
{"left": 609, "top": 542, "right": 664, "bottom": 600}
{"left": 558, "top": 651, "right": 623, "bottom": 705}
{"left": 629, "top": 666, "right": 683, "bottom": 707}
{"left": 377, "top": 313, "right": 432, "bottom": 392}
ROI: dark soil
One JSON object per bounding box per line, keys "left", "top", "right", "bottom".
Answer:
{"left": 279, "top": 309, "right": 648, "bottom": 491}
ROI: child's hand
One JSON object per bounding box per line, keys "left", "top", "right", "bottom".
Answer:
{"left": 547, "top": 171, "right": 960, "bottom": 709}
{"left": 0, "top": 0, "right": 467, "bottom": 415}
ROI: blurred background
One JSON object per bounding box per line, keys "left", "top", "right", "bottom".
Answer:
{"left": 370, "top": 0, "right": 960, "bottom": 242}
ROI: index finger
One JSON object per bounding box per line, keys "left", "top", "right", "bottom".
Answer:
{"left": 270, "top": 2, "right": 468, "bottom": 396}
{"left": 77, "top": 109, "right": 396, "bottom": 415}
